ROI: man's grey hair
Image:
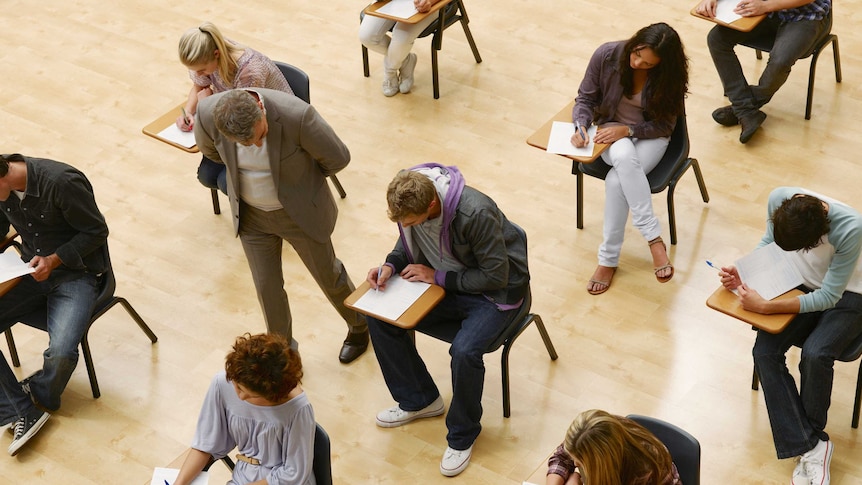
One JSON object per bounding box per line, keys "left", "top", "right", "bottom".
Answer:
{"left": 213, "top": 90, "right": 262, "bottom": 143}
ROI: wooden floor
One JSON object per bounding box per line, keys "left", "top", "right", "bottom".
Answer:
{"left": 1, "top": 0, "right": 860, "bottom": 483}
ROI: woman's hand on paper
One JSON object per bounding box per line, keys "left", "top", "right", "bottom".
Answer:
{"left": 735, "top": 0, "right": 767, "bottom": 17}
{"left": 414, "top": 0, "right": 437, "bottom": 14}
{"left": 400, "top": 264, "right": 435, "bottom": 284}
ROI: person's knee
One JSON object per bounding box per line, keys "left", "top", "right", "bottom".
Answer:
{"left": 449, "top": 341, "right": 485, "bottom": 365}
{"left": 706, "top": 26, "right": 733, "bottom": 50}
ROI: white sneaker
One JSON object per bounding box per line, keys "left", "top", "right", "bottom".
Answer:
{"left": 791, "top": 456, "right": 808, "bottom": 485}
{"left": 440, "top": 445, "right": 472, "bottom": 477}
{"left": 801, "top": 439, "right": 833, "bottom": 485}
{"left": 382, "top": 70, "right": 399, "bottom": 97}
{"left": 8, "top": 411, "right": 50, "bottom": 456}
{"left": 376, "top": 396, "right": 444, "bottom": 428}
{"left": 399, "top": 53, "right": 418, "bottom": 94}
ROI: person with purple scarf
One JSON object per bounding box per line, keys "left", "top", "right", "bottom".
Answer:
{"left": 364, "top": 164, "right": 529, "bottom": 477}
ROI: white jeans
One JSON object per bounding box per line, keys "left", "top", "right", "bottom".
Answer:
{"left": 359, "top": 14, "right": 437, "bottom": 72}
{"left": 598, "top": 136, "right": 670, "bottom": 267}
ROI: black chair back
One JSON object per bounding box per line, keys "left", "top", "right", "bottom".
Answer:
{"left": 626, "top": 415, "right": 701, "bottom": 485}
{"left": 275, "top": 61, "right": 311, "bottom": 104}
{"left": 313, "top": 423, "right": 333, "bottom": 485}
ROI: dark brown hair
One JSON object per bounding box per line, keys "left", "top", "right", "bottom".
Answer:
{"left": 225, "top": 333, "right": 302, "bottom": 403}
{"left": 772, "top": 194, "right": 830, "bottom": 251}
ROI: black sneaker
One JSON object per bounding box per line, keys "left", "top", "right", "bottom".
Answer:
{"left": 8, "top": 411, "right": 50, "bottom": 456}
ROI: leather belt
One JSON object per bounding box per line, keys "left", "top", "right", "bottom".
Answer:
{"left": 235, "top": 453, "right": 261, "bottom": 465}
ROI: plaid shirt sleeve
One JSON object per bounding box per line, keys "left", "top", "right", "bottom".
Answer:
{"left": 547, "top": 443, "right": 576, "bottom": 481}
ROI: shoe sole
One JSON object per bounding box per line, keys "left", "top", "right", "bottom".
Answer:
{"left": 8, "top": 413, "right": 50, "bottom": 456}
{"left": 376, "top": 403, "right": 445, "bottom": 428}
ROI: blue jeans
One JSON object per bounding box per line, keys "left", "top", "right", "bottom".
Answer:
{"left": 0, "top": 272, "right": 98, "bottom": 411}
{"left": 367, "top": 293, "right": 518, "bottom": 450}
{"left": 707, "top": 15, "right": 830, "bottom": 117}
{"left": 197, "top": 156, "right": 227, "bottom": 194}
{"left": 0, "top": 350, "right": 37, "bottom": 426}
{"left": 753, "top": 291, "right": 862, "bottom": 458}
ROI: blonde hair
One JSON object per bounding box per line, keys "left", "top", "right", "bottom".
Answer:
{"left": 564, "top": 410, "right": 673, "bottom": 485}
{"left": 178, "top": 21, "right": 245, "bottom": 85}
{"left": 386, "top": 170, "right": 437, "bottom": 222}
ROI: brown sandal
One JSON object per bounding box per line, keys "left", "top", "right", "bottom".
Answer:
{"left": 586, "top": 266, "right": 616, "bottom": 295}
{"left": 649, "top": 237, "right": 674, "bottom": 283}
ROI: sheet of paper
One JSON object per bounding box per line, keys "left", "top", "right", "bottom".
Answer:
{"left": 0, "top": 250, "right": 34, "bottom": 284}
{"left": 352, "top": 275, "right": 430, "bottom": 321}
{"left": 546, "top": 122, "right": 598, "bottom": 157}
{"left": 151, "top": 467, "right": 209, "bottom": 485}
{"left": 715, "top": 0, "right": 743, "bottom": 24}
{"left": 376, "top": 0, "right": 419, "bottom": 19}
{"left": 735, "top": 242, "right": 805, "bottom": 300}
{"left": 157, "top": 124, "right": 197, "bottom": 149}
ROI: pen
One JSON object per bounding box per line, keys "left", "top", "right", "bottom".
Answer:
{"left": 705, "top": 260, "right": 721, "bottom": 271}
{"left": 376, "top": 264, "right": 383, "bottom": 293}
{"left": 181, "top": 107, "right": 190, "bottom": 129}
{"left": 575, "top": 120, "right": 586, "bottom": 141}
{"left": 164, "top": 480, "right": 170, "bottom": 485}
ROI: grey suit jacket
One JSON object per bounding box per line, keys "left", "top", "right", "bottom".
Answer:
{"left": 194, "top": 88, "right": 350, "bottom": 242}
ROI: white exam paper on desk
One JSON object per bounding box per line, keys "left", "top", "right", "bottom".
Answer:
{"left": 151, "top": 467, "right": 209, "bottom": 485}
{"left": 715, "top": 0, "right": 744, "bottom": 24}
{"left": 0, "top": 250, "right": 34, "bottom": 285}
{"left": 157, "top": 124, "right": 197, "bottom": 149}
{"left": 353, "top": 274, "right": 431, "bottom": 321}
{"left": 547, "top": 122, "right": 598, "bottom": 157}
{"left": 735, "top": 242, "right": 805, "bottom": 301}
{"left": 376, "top": 0, "right": 419, "bottom": 19}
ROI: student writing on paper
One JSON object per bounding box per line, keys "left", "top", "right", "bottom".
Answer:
{"left": 173, "top": 333, "right": 315, "bottom": 485}
{"left": 359, "top": 0, "right": 445, "bottom": 97}
{"left": 695, "top": 0, "right": 832, "bottom": 143}
{"left": 544, "top": 410, "right": 680, "bottom": 485}
{"left": 716, "top": 187, "right": 862, "bottom": 485}
{"left": 0, "top": 154, "right": 109, "bottom": 456}
{"left": 176, "top": 21, "right": 295, "bottom": 194}
{"left": 570, "top": 23, "right": 688, "bottom": 295}
{"left": 365, "top": 165, "right": 529, "bottom": 477}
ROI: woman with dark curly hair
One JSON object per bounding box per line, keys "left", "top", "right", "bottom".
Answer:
{"left": 173, "top": 333, "right": 315, "bottom": 485}
{"left": 571, "top": 23, "right": 689, "bottom": 295}
{"left": 545, "top": 409, "right": 680, "bottom": 485}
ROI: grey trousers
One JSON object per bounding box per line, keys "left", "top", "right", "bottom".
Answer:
{"left": 238, "top": 202, "right": 367, "bottom": 343}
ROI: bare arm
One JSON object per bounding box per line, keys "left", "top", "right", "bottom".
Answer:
{"left": 172, "top": 448, "right": 212, "bottom": 485}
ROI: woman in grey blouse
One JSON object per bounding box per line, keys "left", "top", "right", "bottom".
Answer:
{"left": 173, "top": 333, "right": 316, "bottom": 485}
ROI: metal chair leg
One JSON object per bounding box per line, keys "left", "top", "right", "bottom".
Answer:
{"left": 5, "top": 329, "right": 20, "bottom": 367}
{"left": 211, "top": 188, "right": 221, "bottom": 215}
{"left": 329, "top": 175, "right": 347, "bottom": 199}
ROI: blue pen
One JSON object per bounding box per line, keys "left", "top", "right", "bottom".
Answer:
{"left": 575, "top": 120, "right": 586, "bottom": 141}
{"left": 165, "top": 480, "right": 170, "bottom": 485}
{"left": 705, "top": 260, "right": 721, "bottom": 271}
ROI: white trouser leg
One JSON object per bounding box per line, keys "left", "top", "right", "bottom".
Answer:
{"left": 359, "top": 15, "right": 436, "bottom": 71}
{"left": 597, "top": 137, "right": 669, "bottom": 267}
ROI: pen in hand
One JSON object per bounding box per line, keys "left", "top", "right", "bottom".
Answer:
{"left": 705, "top": 260, "right": 721, "bottom": 271}
{"left": 181, "top": 107, "right": 191, "bottom": 130}
{"left": 575, "top": 121, "right": 587, "bottom": 143}
{"left": 376, "top": 264, "right": 383, "bottom": 293}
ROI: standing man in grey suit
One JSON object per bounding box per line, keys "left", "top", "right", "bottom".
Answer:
{"left": 194, "top": 88, "right": 368, "bottom": 363}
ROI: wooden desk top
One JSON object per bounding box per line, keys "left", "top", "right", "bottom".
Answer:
{"left": 344, "top": 280, "right": 445, "bottom": 329}
{"left": 706, "top": 286, "right": 803, "bottom": 334}
{"left": 526, "top": 100, "right": 609, "bottom": 164}
{"left": 142, "top": 104, "right": 200, "bottom": 154}
{"left": 690, "top": 4, "right": 765, "bottom": 32}
{"left": 524, "top": 459, "right": 548, "bottom": 484}
{"left": 364, "top": 0, "right": 452, "bottom": 24}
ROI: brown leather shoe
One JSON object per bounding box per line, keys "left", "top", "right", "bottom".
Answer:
{"left": 711, "top": 106, "right": 739, "bottom": 126}
{"left": 739, "top": 110, "right": 767, "bottom": 144}
{"left": 339, "top": 330, "right": 369, "bottom": 364}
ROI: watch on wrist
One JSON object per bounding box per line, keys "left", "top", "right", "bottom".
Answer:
{"left": 627, "top": 126, "right": 634, "bottom": 137}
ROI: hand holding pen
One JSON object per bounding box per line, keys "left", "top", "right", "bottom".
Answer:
{"left": 571, "top": 120, "right": 589, "bottom": 148}
{"left": 176, "top": 107, "right": 194, "bottom": 132}
{"left": 367, "top": 264, "right": 392, "bottom": 291}
{"left": 706, "top": 260, "right": 742, "bottom": 290}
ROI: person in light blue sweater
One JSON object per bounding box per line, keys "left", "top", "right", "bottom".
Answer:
{"left": 717, "top": 187, "right": 862, "bottom": 485}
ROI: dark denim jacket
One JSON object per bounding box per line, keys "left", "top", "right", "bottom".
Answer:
{"left": 0, "top": 155, "right": 108, "bottom": 277}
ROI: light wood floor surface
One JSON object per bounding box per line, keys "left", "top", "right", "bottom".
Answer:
{"left": 1, "top": 0, "right": 860, "bottom": 483}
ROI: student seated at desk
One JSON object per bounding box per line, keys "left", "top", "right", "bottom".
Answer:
{"left": 545, "top": 409, "right": 680, "bottom": 485}
{"left": 359, "top": 0, "right": 445, "bottom": 97}
{"left": 175, "top": 21, "right": 294, "bottom": 194}
{"left": 717, "top": 187, "right": 862, "bottom": 485}
{"left": 173, "top": 333, "right": 316, "bottom": 485}
{"left": 571, "top": 23, "right": 688, "bottom": 296}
